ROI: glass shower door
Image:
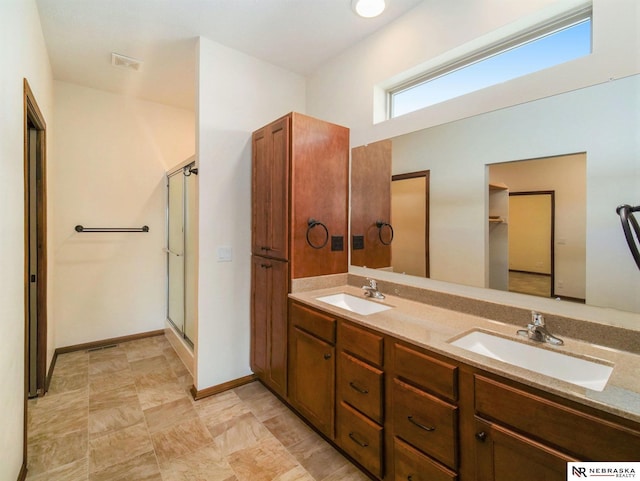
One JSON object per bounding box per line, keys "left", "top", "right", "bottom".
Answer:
{"left": 167, "top": 171, "right": 185, "bottom": 333}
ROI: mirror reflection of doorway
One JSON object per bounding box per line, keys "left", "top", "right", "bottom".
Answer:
{"left": 391, "top": 171, "right": 430, "bottom": 277}
{"left": 508, "top": 192, "right": 554, "bottom": 298}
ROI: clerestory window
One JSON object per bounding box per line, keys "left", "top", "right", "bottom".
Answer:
{"left": 388, "top": 7, "right": 592, "bottom": 119}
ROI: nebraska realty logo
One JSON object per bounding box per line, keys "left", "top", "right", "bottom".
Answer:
{"left": 568, "top": 463, "right": 640, "bottom": 479}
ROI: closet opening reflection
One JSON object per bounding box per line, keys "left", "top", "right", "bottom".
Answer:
{"left": 167, "top": 159, "right": 197, "bottom": 347}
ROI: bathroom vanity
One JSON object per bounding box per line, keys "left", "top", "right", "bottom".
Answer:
{"left": 285, "top": 283, "right": 640, "bottom": 481}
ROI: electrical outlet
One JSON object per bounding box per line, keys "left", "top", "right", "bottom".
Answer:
{"left": 331, "top": 236, "right": 344, "bottom": 251}
{"left": 352, "top": 235, "right": 364, "bottom": 250}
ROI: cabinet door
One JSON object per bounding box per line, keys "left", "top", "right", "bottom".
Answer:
{"left": 474, "top": 417, "right": 576, "bottom": 481}
{"left": 251, "top": 117, "right": 289, "bottom": 259}
{"left": 250, "top": 256, "right": 288, "bottom": 397}
{"left": 289, "top": 326, "right": 335, "bottom": 439}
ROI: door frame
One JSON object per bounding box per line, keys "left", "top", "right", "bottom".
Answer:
{"left": 23, "top": 77, "right": 48, "bottom": 468}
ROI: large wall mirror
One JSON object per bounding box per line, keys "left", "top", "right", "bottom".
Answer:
{"left": 350, "top": 74, "right": 640, "bottom": 315}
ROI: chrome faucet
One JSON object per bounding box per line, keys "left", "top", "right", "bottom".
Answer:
{"left": 517, "top": 311, "right": 564, "bottom": 345}
{"left": 362, "top": 278, "right": 385, "bottom": 299}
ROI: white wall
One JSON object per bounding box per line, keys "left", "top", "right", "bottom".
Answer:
{"left": 307, "top": 0, "right": 639, "bottom": 145}
{"left": 0, "top": 1, "right": 53, "bottom": 479}
{"left": 196, "top": 37, "right": 305, "bottom": 390}
{"left": 51, "top": 81, "right": 194, "bottom": 347}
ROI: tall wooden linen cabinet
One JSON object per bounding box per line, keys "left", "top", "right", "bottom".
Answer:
{"left": 250, "top": 112, "right": 350, "bottom": 398}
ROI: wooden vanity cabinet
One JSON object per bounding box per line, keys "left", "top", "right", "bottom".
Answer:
{"left": 390, "top": 342, "right": 460, "bottom": 479}
{"left": 471, "top": 374, "right": 640, "bottom": 481}
{"left": 288, "top": 302, "right": 337, "bottom": 439}
{"left": 336, "top": 322, "right": 386, "bottom": 478}
{"left": 285, "top": 302, "right": 640, "bottom": 481}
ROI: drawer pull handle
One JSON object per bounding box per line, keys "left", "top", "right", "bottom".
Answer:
{"left": 261, "top": 246, "right": 271, "bottom": 251}
{"left": 349, "top": 382, "right": 369, "bottom": 394}
{"left": 348, "top": 432, "right": 369, "bottom": 448}
{"left": 323, "top": 353, "right": 332, "bottom": 360}
{"left": 260, "top": 263, "right": 272, "bottom": 269}
{"left": 407, "top": 476, "right": 414, "bottom": 481}
{"left": 408, "top": 415, "right": 435, "bottom": 432}
{"left": 475, "top": 431, "right": 487, "bottom": 442}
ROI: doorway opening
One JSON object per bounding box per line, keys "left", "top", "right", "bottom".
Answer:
{"left": 508, "top": 191, "right": 555, "bottom": 298}
{"left": 391, "top": 170, "right": 430, "bottom": 277}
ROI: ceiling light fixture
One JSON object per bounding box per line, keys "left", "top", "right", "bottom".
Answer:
{"left": 352, "top": 0, "right": 386, "bottom": 18}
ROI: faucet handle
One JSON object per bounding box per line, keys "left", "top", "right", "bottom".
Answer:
{"left": 368, "top": 278, "right": 377, "bottom": 289}
{"left": 531, "top": 311, "right": 544, "bottom": 326}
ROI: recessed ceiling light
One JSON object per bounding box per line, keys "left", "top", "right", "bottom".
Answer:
{"left": 352, "top": 0, "right": 386, "bottom": 18}
{"left": 111, "top": 52, "right": 143, "bottom": 71}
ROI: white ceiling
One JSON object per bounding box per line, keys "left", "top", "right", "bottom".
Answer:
{"left": 36, "top": 0, "right": 424, "bottom": 110}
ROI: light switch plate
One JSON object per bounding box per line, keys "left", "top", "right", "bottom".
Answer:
{"left": 217, "top": 246, "right": 233, "bottom": 262}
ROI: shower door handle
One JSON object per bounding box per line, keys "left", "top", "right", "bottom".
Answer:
{"left": 164, "top": 248, "right": 183, "bottom": 257}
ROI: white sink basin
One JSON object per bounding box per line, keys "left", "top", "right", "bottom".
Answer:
{"left": 450, "top": 330, "right": 613, "bottom": 391}
{"left": 316, "top": 293, "right": 392, "bottom": 316}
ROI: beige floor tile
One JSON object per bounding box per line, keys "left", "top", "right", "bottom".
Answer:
{"left": 25, "top": 458, "right": 88, "bottom": 481}
{"left": 53, "top": 352, "right": 89, "bottom": 376}
{"left": 160, "top": 444, "right": 236, "bottom": 481}
{"left": 89, "top": 369, "right": 135, "bottom": 395}
{"left": 143, "top": 397, "right": 197, "bottom": 434}
{"left": 27, "top": 429, "right": 88, "bottom": 476}
{"left": 136, "top": 380, "right": 190, "bottom": 410}
{"left": 233, "top": 380, "right": 269, "bottom": 401}
{"left": 89, "top": 422, "right": 154, "bottom": 473}
{"left": 193, "top": 390, "right": 252, "bottom": 427}
{"left": 48, "top": 371, "right": 89, "bottom": 395}
{"left": 151, "top": 417, "right": 214, "bottom": 468}
{"left": 209, "top": 412, "right": 274, "bottom": 457}
{"left": 134, "top": 368, "right": 178, "bottom": 389}
{"left": 240, "top": 389, "right": 291, "bottom": 422}
{"left": 89, "top": 451, "right": 162, "bottom": 481}
{"left": 320, "top": 462, "right": 372, "bottom": 481}
{"left": 262, "top": 409, "right": 315, "bottom": 448}
{"left": 88, "top": 356, "right": 130, "bottom": 376}
{"left": 274, "top": 465, "right": 317, "bottom": 481}
{"left": 227, "top": 436, "right": 299, "bottom": 481}
{"left": 129, "top": 355, "right": 172, "bottom": 378}
{"left": 287, "top": 433, "right": 351, "bottom": 481}
{"left": 28, "top": 391, "right": 88, "bottom": 441}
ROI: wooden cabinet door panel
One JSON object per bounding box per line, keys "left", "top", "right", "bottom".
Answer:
{"left": 475, "top": 417, "right": 576, "bottom": 481}
{"left": 340, "top": 322, "right": 384, "bottom": 367}
{"left": 250, "top": 256, "right": 288, "bottom": 397}
{"left": 268, "top": 117, "right": 289, "bottom": 260}
{"left": 289, "top": 326, "right": 335, "bottom": 439}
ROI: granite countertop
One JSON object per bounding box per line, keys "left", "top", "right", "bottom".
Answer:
{"left": 289, "top": 284, "right": 640, "bottom": 424}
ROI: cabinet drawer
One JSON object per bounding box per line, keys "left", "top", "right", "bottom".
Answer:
{"left": 337, "top": 401, "right": 384, "bottom": 479}
{"left": 340, "top": 322, "right": 384, "bottom": 367}
{"left": 393, "top": 379, "right": 458, "bottom": 469}
{"left": 290, "top": 302, "right": 336, "bottom": 344}
{"left": 394, "top": 343, "right": 457, "bottom": 401}
{"left": 394, "top": 438, "right": 457, "bottom": 481}
{"left": 475, "top": 375, "right": 640, "bottom": 461}
{"left": 338, "top": 352, "right": 384, "bottom": 423}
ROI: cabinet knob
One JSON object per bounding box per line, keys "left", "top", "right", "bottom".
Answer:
{"left": 476, "top": 431, "right": 487, "bottom": 442}
{"left": 323, "top": 353, "right": 332, "bottom": 360}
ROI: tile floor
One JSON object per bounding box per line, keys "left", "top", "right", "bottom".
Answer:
{"left": 26, "top": 335, "right": 369, "bottom": 481}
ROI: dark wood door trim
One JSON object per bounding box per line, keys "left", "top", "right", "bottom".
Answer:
{"left": 23, "top": 78, "right": 48, "bottom": 475}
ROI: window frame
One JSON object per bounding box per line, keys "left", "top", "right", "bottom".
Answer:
{"left": 387, "top": 6, "right": 593, "bottom": 119}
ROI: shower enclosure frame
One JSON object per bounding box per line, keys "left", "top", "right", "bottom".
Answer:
{"left": 166, "top": 157, "right": 197, "bottom": 347}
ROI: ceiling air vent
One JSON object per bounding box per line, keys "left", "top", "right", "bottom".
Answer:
{"left": 111, "top": 52, "right": 143, "bottom": 71}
